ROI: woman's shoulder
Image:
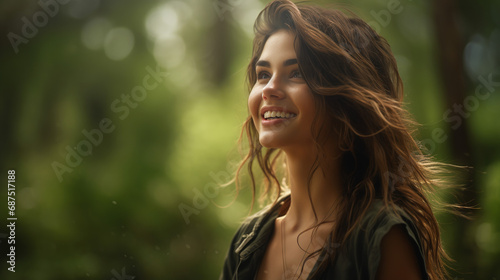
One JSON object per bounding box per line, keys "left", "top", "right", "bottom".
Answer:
{"left": 356, "top": 200, "right": 422, "bottom": 246}
{"left": 350, "top": 199, "right": 423, "bottom": 253}
{"left": 220, "top": 194, "right": 289, "bottom": 279}
{"left": 228, "top": 194, "right": 290, "bottom": 250}
{"left": 338, "top": 199, "right": 427, "bottom": 279}
{"left": 359, "top": 200, "right": 416, "bottom": 231}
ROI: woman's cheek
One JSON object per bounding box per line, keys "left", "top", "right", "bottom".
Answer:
{"left": 248, "top": 88, "right": 261, "bottom": 130}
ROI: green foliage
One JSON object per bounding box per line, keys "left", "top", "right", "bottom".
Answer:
{"left": 0, "top": 0, "right": 498, "bottom": 279}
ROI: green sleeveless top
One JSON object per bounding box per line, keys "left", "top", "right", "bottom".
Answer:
{"left": 220, "top": 195, "right": 428, "bottom": 280}
{"left": 310, "top": 199, "right": 428, "bottom": 279}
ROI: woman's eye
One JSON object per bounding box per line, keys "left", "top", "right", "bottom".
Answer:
{"left": 290, "top": 70, "right": 303, "bottom": 79}
{"left": 257, "top": 71, "right": 270, "bottom": 80}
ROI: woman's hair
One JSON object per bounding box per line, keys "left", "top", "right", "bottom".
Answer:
{"left": 234, "top": 0, "right": 456, "bottom": 279}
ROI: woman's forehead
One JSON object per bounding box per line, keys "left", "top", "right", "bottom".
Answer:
{"left": 258, "top": 30, "right": 297, "bottom": 63}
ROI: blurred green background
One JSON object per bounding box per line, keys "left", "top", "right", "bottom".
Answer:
{"left": 0, "top": 0, "right": 499, "bottom": 279}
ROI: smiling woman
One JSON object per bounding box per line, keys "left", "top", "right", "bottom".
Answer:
{"left": 249, "top": 30, "right": 316, "bottom": 151}
{"left": 220, "top": 0, "right": 455, "bottom": 279}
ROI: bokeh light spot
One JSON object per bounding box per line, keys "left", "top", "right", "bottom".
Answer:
{"left": 81, "top": 17, "right": 113, "bottom": 50}
{"left": 104, "top": 27, "right": 135, "bottom": 61}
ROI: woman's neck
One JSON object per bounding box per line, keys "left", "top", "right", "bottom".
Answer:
{"left": 282, "top": 146, "right": 342, "bottom": 232}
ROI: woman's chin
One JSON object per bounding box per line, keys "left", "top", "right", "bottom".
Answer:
{"left": 258, "top": 140, "right": 279, "bottom": 149}
{"left": 258, "top": 134, "right": 283, "bottom": 149}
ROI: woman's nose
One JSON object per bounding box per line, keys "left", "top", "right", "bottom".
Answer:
{"left": 262, "top": 77, "right": 285, "bottom": 100}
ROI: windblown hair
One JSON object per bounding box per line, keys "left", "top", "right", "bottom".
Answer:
{"left": 234, "top": 0, "right": 455, "bottom": 279}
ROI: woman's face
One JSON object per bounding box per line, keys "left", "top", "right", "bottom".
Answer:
{"left": 248, "top": 29, "right": 316, "bottom": 152}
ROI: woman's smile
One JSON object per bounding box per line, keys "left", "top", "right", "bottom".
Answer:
{"left": 260, "top": 106, "right": 297, "bottom": 127}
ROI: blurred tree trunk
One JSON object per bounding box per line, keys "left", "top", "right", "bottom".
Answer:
{"left": 431, "top": 0, "right": 478, "bottom": 275}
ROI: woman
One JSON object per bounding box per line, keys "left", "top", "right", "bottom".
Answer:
{"left": 221, "top": 0, "right": 452, "bottom": 279}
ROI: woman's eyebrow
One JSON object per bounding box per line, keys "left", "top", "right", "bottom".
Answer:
{"left": 256, "top": 58, "right": 298, "bottom": 67}
{"left": 283, "top": 58, "right": 298, "bottom": 66}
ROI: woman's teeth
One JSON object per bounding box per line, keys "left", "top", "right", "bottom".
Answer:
{"left": 263, "top": 111, "right": 297, "bottom": 120}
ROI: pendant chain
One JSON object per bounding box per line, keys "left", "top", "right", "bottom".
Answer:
{"left": 281, "top": 218, "right": 313, "bottom": 280}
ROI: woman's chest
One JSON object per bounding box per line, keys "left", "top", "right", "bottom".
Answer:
{"left": 254, "top": 224, "right": 323, "bottom": 280}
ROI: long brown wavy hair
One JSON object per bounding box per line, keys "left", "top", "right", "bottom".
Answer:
{"left": 234, "top": 0, "right": 457, "bottom": 279}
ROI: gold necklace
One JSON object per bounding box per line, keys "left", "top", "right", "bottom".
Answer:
{"left": 281, "top": 218, "right": 312, "bottom": 279}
